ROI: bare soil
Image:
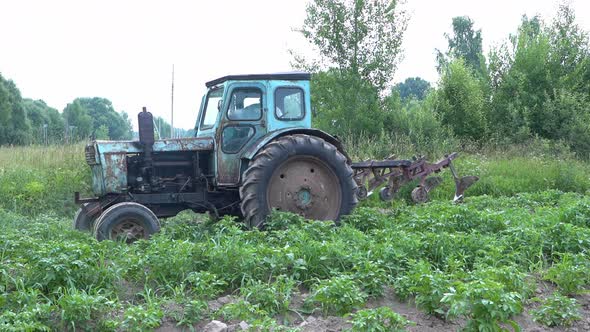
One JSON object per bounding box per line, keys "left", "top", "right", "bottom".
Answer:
{"left": 155, "top": 285, "right": 590, "bottom": 332}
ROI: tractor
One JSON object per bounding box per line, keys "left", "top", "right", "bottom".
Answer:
{"left": 74, "top": 72, "right": 477, "bottom": 242}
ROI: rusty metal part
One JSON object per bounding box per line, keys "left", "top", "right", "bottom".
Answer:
{"left": 352, "top": 152, "right": 478, "bottom": 203}
{"left": 111, "top": 218, "right": 147, "bottom": 243}
{"left": 411, "top": 186, "right": 429, "bottom": 203}
{"left": 379, "top": 186, "right": 395, "bottom": 202}
{"left": 448, "top": 162, "right": 479, "bottom": 202}
{"left": 267, "top": 156, "right": 341, "bottom": 220}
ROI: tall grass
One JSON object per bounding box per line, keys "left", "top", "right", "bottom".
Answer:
{"left": 0, "top": 144, "right": 89, "bottom": 216}
{"left": 0, "top": 137, "right": 588, "bottom": 216}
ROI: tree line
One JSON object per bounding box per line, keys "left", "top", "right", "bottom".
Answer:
{"left": 296, "top": 0, "right": 590, "bottom": 157}
{"left": 0, "top": 74, "right": 133, "bottom": 145}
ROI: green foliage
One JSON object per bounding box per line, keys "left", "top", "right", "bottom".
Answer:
{"left": 121, "top": 304, "right": 163, "bottom": 331}
{"left": 437, "top": 16, "right": 486, "bottom": 75}
{"left": 307, "top": 275, "right": 367, "bottom": 315}
{"left": 296, "top": 0, "right": 408, "bottom": 91}
{"left": 488, "top": 5, "right": 590, "bottom": 155}
{"left": 76, "top": 97, "right": 132, "bottom": 140}
{"left": 349, "top": 307, "right": 413, "bottom": 332}
{"left": 443, "top": 279, "right": 523, "bottom": 332}
{"left": 310, "top": 69, "right": 385, "bottom": 137}
{"left": 22, "top": 99, "right": 64, "bottom": 144}
{"left": 241, "top": 277, "right": 295, "bottom": 315}
{"left": 544, "top": 253, "right": 590, "bottom": 295}
{"left": 435, "top": 59, "right": 487, "bottom": 140}
{"left": 0, "top": 74, "right": 31, "bottom": 145}
{"left": 1, "top": 144, "right": 590, "bottom": 329}
{"left": 394, "top": 77, "right": 431, "bottom": 102}
{"left": 402, "top": 261, "right": 453, "bottom": 316}
{"left": 56, "top": 288, "right": 114, "bottom": 330}
{"left": 185, "top": 271, "right": 227, "bottom": 299}
{"left": 216, "top": 299, "right": 268, "bottom": 322}
{"left": 530, "top": 293, "right": 582, "bottom": 327}
{"left": 168, "top": 299, "right": 208, "bottom": 326}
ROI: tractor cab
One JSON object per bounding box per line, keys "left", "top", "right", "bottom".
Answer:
{"left": 195, "top": 72, "right": 313, "bottom": 186}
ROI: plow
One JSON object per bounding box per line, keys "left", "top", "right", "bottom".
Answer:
{"left": 352, "top": 152, "right": 479, "bottom": 204}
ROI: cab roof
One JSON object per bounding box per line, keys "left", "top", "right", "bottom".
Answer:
{"left": 205, "top": 72, "right": 311, "bottom": 88}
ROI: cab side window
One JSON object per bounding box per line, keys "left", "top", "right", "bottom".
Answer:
{"left": 275, "top": 88, "right": 304, "bottom": 120}
{"left": 227, "top": 88, "right": 262, "bottom": 121}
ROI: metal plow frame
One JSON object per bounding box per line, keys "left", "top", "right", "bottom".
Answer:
{"left": 351, "top": 152, "right": 479, "bottom": 203}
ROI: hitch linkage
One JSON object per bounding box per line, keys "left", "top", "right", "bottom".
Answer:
{"left": 351, "top": 152, "right": 478, "bottom": 203}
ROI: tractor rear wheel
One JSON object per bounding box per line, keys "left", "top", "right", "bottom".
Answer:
{"left": 93, "top": 202, "right": 160, "bottom": 243}
{"left": 239, "top": 134, "right": 357, "bottom": 229}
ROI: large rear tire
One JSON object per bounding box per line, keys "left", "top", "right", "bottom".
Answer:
{"left": 239, "top": 134, "right": 357, "bottom": 228}
{"left": 93, "top": 202, "right": 160, "bottom": 243}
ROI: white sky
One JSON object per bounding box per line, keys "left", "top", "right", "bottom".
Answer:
{"left": 1, "top": 0, "right": 589, "bottom": 130}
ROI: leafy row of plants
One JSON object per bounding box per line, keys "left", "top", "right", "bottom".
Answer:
{"left": 1, "top": 190, "right": 588, "bottom": 330}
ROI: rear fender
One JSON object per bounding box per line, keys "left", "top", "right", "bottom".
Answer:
{"left": 241, "top": 128, "right": 351, "bottom": 164}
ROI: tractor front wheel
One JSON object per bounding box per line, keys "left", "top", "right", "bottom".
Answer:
{"left": 240, "top": 134, "right": 357, "bottom": 228}
{"left": 93, "top": 202, "right": 160, "bottom": 243}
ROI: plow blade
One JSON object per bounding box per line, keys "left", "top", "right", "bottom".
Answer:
{"left": 351, "top": 152, "right": 478, "bottom": 203}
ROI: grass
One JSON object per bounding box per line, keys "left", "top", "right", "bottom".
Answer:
{"left": 0, "top": 144, "right": 89, "bottom": 216}
{"left": 0, "top": 142, "right": 589, "bottom": 330}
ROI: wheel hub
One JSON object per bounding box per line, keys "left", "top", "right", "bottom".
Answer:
{"left": 267, "top": 156, "right": 341, "bottom": 220}
{"left": 111, "top": 219, "right": 146, "bottom": 243}
{"left": 295, "top": 187, "right": 313, "bottom": 209}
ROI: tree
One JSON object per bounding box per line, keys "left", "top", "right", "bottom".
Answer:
{"left": 437, "top": 16, "right": 486, "bottom": 76}
{"left": 63, "top": 101, "right": 93, "bottom": 141}
{"left": 295, "top": 0, "right": 408, "bottom": 92}
{"left": 22, "top": 99, "right": 64, "bottom": 144}
{"left": 488, "top": 4, "right": 590, "bottom": 149}
{"left": 76, "top": 97, "right": 132, "bottom": 140}
{"left": 294, "top": 0, "right": 408, "bottom": 136}
{"left": 394, "top": 77, "right": 431, "bottom": 102}
{"left": 435, "top": 59, "right": 487, "bottom": 141}
{"left": 0, "top": 75, "right": 31, "bottom": 145}
{"left": 311, "top": 69, "right": 384, "bottom": 136}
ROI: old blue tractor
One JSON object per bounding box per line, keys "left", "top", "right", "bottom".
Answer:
{"left": 75, "top": 72, "right": 477, "bottom": 242}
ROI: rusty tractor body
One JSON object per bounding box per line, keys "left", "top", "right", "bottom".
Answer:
{"left": 75, "top": 72, "right": 477, "bottom": 242}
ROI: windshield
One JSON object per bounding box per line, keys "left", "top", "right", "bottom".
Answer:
{"left": 200, "top": 87, "right": 224, "bottom": 129}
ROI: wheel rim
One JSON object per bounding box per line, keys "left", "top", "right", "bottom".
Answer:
{"left": 267, "top": 156, "right": 342, "bottom": 220}
{"left": 110, "top": 218, "right": 147, "bottom": 243}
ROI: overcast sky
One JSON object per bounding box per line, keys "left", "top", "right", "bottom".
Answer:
{"left": 1, "top": 0, "right": 589, "bottom": 130}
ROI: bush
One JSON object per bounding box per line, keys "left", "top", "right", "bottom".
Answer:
{"left": 435, "top": 59, "right": 487, "bottom": 140}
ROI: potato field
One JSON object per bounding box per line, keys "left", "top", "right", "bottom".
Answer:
{"left": 0, "top": 145, "right": 589, "bottom": 331}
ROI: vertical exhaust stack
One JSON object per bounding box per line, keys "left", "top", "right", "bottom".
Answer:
{"left": 138, "top": 107, "right": 155, "bottom": 188}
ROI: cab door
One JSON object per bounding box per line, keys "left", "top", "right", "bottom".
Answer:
{"left": 216, "top": 82, "right": 267, "bottom": 186}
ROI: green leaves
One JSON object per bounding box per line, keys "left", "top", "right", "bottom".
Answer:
{"left": 531, "top": 293, "right": 582, "bottom": 327}
{"left": 349, "top": 307, "right": 413, "bottom": 332}
{"left": 307, "top": 274, "right": 367, "bottom": 315}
